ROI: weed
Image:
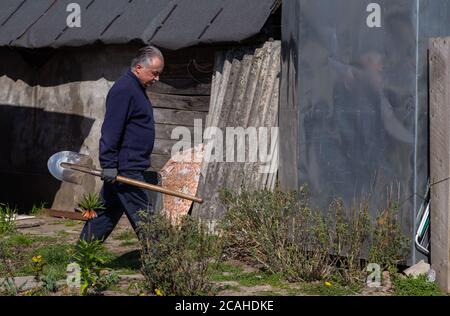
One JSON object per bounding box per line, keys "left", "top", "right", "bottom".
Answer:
{"left": 30, "top": 202, "right": 47, "bottom": 216}
{"left": 114, "top": 230, "right": 137, "bottom": 241}
{"left": 138, "top": 213, "right": 217, "bottom": 296}
{"left": 219, "top": 186, "right": 409, "bottom": 287}
{"left": 41, "top": 269, "right": 61, "bottom": 293}
{"left": 231, "top": 272, "right": 283, "bottom": 288}
{"left": 0, "top": 204, "right": 17, "bottom": 235}
{"left": 211, "top": 261, "right": 244, "bottom": 275}
{"left": 12, "top": 244, "right": 73, "bottom": 280}
{"left": 392, "top": 274, "right": 446, "bottom": 296}
{"left": 103, "top": 272, "right": 120, "bottom": 291}
{"left": 31, "top": 255, "right": 45, "bottom": 281}
{"left": 126, "top": 280, "right": 148, "bottom": 296}
{"left": 70, "top": 239, "right": 115, "bottom": 295}
{"left": 368, "top": 201, "right": 410, "bottom": 272}
{"left": 7, "top": 234, "right": 34, "bottom": 247}
{"left": 0, "top": 278, "right": 20, "bottom": 296}
{"left": 0, "top": 239, "right": 21, "bottom": 295}
{"left": 208, "top": 263, "right": 284, "bottom": 288}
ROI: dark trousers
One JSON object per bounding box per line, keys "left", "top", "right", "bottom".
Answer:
{"left": 80, "top": 170, "right": 153, "bottom": 241}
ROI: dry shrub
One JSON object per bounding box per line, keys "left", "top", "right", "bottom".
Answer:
{"left": 138, "top": 213, "right": 218, "bottom": 296}
{"left": 220, "top": 186, "right": 409, "bottom": 285}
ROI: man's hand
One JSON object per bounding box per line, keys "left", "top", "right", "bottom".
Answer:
{"left": 101, "top": 168, "right": 118, "bottom": 183}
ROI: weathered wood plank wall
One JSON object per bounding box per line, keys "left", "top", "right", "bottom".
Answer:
{"left": 147, "top": 47, "right": 214, "bottom": 170}
{"left": 429, "top": 37, "right": 450, "bottom": 293}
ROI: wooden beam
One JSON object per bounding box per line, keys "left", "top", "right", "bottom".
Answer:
{"left": 154, "top": 108, "right": 207, "bottom": 126}
{"left": 149, "top": 92, "right": 210, "bottom": 112}
{"left": 155, "top": 124, "right": 195, "bottom": 140}
{"left": 148, "top": 80, "right": 211, "bottom": 96}
{"left": 429, "top": 37, "right": 450, "bottom": 293}
{"left": 153, "top": 139, "right": 195, "bottom": 156}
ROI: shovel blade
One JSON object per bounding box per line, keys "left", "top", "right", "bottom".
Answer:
{"left": 47, "top": 151, "right": 93, "bottom": 184}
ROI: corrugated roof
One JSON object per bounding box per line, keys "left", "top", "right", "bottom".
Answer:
{"left": 0, "top": 0, "right": 277, "bottom": 50}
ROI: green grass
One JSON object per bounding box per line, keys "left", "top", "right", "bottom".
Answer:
{"left": 214, "top": 266, "right": 359, "bottom": 296}
{"left": 1, "top": 232, "right": 122, "bottom": 282}
{"left": 29, "top": 202, "right": 47, "bottom": 216}
{"left": 120, "top": 240, "right": 139, "bottom": 247}
{"left": 235, "top": 272, "right": 285, "bottom": 287}
{"left": 1, "top": 231, "right": 143, "bottom": 297}
{"left": 299, "top": 281, "right": 360, "bottom": 296}
{"left": 392, "top": 274, "right": 446, "bottom": 296}
{"left": 6, "top": 234, "right": 34, "bottom": 247}
{"left": 17, "top": 244, "right": 74, "bottom": 279}
{"left": 113, "top": 230, "right": 137, "bottom": 241}
{"left": 115, "top": 268, "right": 141, "bottom": 276}
{"left": 209, "top": 261, "right": 284, "bottom": 288}
{"left": 2, "top": 233, "right": 56, "bottom": 248}
{"left": 50, "top": 219, "right": 83, "bottom": 227}
{"left": 4, "top": 238, "right": 132, "bottom": 282}
{"left": 210, "top": 261, "right": 244, "bottom": 275}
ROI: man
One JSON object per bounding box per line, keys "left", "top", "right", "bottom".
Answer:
{"left": 80, "top": 45, "right": 164, "bottom": 241}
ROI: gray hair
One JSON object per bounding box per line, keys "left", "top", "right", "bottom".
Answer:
{"left": 131, "top": 45, "right": 164, "bottom": 68}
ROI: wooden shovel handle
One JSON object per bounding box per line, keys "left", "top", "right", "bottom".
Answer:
{"left": 116, "top": 175, "right": 203, "bottom": 204}
{"left": 61, "top": 162, "right": 203, "bottom": 203}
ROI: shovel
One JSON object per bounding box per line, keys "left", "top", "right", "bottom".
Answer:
{"left": 47, "top": 151, "right": 203, "bottom": 203}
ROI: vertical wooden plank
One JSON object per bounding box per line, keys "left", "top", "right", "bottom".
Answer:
{"left": 279, "top": 25, "right": 299, "bottom": 191}
{"left": 429, "top": 37, "right": 450, "bottom": 293}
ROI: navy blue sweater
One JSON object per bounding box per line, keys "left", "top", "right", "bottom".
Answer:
{"left": 99, "top": 69, "right": 155, "bottom": 171}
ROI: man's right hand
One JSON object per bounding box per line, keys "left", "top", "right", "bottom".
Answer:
{"left": 101, "top": 168, "right": 118, "bottom": 183}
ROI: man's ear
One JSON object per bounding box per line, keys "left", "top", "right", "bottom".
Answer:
{"left": 135, "top": 64, "right": 142, "bottom": 73}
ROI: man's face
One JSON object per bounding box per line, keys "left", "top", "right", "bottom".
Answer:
{"left": 134, "top": 57, "right": 164, "bottom": 88}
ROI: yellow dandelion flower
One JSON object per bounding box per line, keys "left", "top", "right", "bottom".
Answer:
{"left": 32, "top": 255, "right": 42, "bottom": 263}
{"left": 155, "top": 288, "right": 163, "bottom": 296}
{"left": 324, "top": 281, "right": 332, "bottom": 287}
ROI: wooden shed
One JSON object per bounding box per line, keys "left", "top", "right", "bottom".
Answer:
{"left": 0, "top": 0, "right": 281, "bottom": 212}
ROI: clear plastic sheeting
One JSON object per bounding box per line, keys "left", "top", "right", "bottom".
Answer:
{"left": 281, "top": 0, "right": 450, "bottom": 263}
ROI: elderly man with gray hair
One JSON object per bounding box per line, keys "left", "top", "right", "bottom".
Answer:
{"left": 80, "top": 45, "right": 164, "bottom": 241}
